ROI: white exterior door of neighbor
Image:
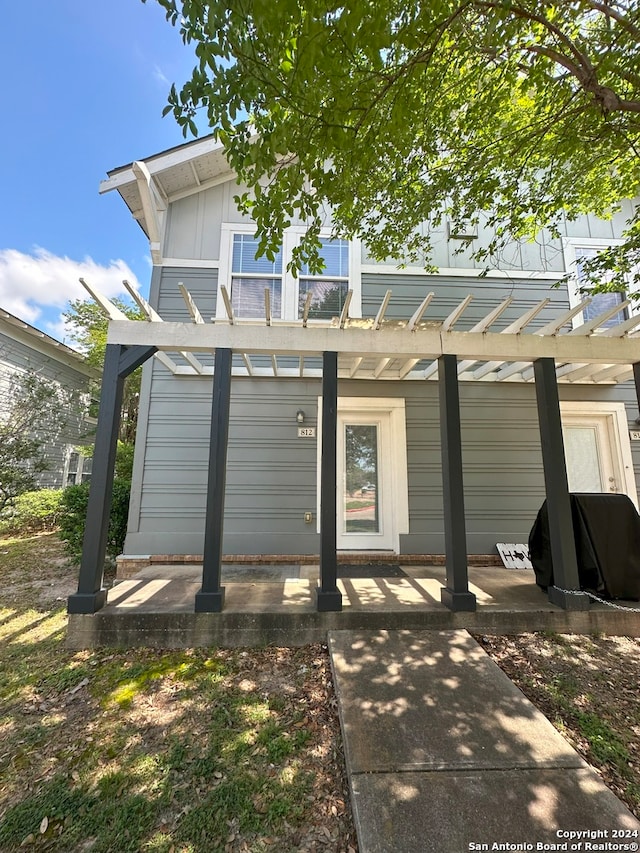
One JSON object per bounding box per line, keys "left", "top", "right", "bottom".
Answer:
{"left": 561, "top": 402, "right": 638, "bottom": 505}
{"left": 318, "top": 397, "right": 409, "bottom": 553}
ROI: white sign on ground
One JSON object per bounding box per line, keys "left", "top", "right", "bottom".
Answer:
{"left": 496, "top": 543, "right": 533, "bottom": 570}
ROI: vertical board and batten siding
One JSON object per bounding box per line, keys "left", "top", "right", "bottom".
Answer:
{"left": 0, "top": 330, "right": 92, "bottom": 489}
{"left": 362, "top": 199, "right": 637, "bottom": 274}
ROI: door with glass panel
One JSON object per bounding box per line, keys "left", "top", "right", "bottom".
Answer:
{"left": 562, "top": 404, "right": 636, "bottom": 500}
{"left": 336, "top": 412, "right": 394, "bottom": 550}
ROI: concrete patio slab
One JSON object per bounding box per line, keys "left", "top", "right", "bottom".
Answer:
{"left": 66, "top": 565, "right": 640, "bottom": 648}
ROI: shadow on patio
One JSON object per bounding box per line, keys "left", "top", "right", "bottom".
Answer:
{"left": 66, "top": 563, "right": 640, "bottom": 649}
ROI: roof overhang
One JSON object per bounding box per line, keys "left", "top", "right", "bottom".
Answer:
{"left": 0, "top": 308, "right": 100, "bottom": 379}
{"left": 99, "top": 135, "right": 236, "bottom": 238}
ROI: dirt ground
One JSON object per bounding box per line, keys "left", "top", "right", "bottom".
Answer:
{"left": 2, "top": 533, "right": 639, "bottom": 849}
{"left": 475, "top": 631, "right": 640, "bottom": 820}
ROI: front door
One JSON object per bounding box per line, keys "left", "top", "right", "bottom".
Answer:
{"left": 561, "top": 402, "right": 637, "bottom": 503}
{"left": 336, "top": 411, "right": 395, "bottom": 550}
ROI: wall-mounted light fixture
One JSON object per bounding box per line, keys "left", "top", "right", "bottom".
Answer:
{"left": 296, "top": 410, "right": 306, "bottom": 424}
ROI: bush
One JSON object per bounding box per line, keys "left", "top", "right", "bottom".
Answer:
{"left": 58, "top": 479, "right": 131, "bottom": 564}
{"left": 115, "top": 441, "right": 135, "bottom": 481}
{"left": 0, "top": 489, "right": 64, "bottom": 534}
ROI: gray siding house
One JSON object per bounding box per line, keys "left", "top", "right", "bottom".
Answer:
{"left": 99, "top": 136, "right": 640, "bottom": 567}
{"left": 0, "top": 308, "right": 97, "bottom": 488}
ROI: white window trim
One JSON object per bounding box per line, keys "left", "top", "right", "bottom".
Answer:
{"left": 560, "top": 401, "right": 638, "bottom": 506}
{"left": 216, "top": 223, "right": 361, "bottom": 321}
{"left": 562, "top": 237, "right": 637, "bottom": 328}
{"left": 316, "top": 396, "right": 409, "bottom": 551}
{"left": 63, "top": 446, "right": 92, "bottom": 486}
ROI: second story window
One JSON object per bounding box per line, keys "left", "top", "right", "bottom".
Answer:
{"left": 575, "top": 245, "right": 627, "bottom": 328}
{"left": 298, "top": 239, "right": 350, "bottom": 320}
{"left": 231, "top": 233, "right": 283, "bottom": 319}
{"left": 563, "top": 238, "right": 636, "bottom": 329}
{"left": 218, "top": 224, "right": 361, "bottom": 322}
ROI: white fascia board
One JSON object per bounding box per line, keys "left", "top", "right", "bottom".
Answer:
{"left": 106, "top": 319, "right": 640, "bottom": 365}
{"left": 100, "top": 136, "right": 227, "bottom": 195}
{"left": 0, "top": 313, "right": 99, "bottom": 378}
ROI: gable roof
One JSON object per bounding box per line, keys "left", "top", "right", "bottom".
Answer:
{"left": 99, "top": 134, "right": 235, "bottom": 238}
{"left": 0, "top": 308, "right": 100, "bottom": 379}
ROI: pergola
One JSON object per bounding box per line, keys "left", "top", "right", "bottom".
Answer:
{"left": 67, "top": 281, "right": 640, "bottom": 617}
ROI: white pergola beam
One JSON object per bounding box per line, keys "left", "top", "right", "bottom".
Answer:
{"left": 537, "top": 300, "right": 591, "bottom": 336}
{"left": 398, "top": 358, "right": 421, "bottom": 379}
{"left": 373, "top": 357, "right": 392, "bottom": 378}
{"left": 441, "top": 295, "right": 473, "bottom": 331}
{"left": 472, "top": 299, "right": 551, "bottom": 379}
{"left": 179, "top": 284, "right": 205, "bottom": 324}
{"left": 339, "top": 289, "right": 353, "bottom": 328}
{"left": 455, "top": 297, "right": 514, "bottom": 374}
{"left": 406, "top": 293, "right": 434, "bottom": 330}
{"left": 590, "top": 363, "right": 634, "bottom": 383}
{"left": 106, "top": 318, "right": 640, "bottom": 365}
{"left": 241, "top": 352, "right": 254, "bottom": 376}
{"left": 80, "top": 278, "right": 130, "bottom": 321}
{"left": 349, "top": 356, "right": 364, "bottom": 378}
{"left": 600, "top": 314, "right": 640, "bottom": 337}
{"left": 567, "top": 299, "right": 631, "bottom": 335}
{"left": 374, "top": 290, "right": 393, "bottom": 330}
{"left": 123, "top": 279, "right": 205, "bottom": 374}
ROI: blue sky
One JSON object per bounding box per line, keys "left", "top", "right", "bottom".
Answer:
{"left": 0, "top": 0, "right": 204, "bottom": 343}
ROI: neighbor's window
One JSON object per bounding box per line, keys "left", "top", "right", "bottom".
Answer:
{"left": 575, "top": 246, "right": 627, "bottom": 328}
{"left": 65, "top": 449, "right": 92, "bottom": 485}
{"left": 231, "top": 233, "right": 283, "bottom": 319}
{"left": 298, "top": 238, "right": 350, "bottom": 320}
{"left": 564, "top": 239, "right": 635, "bottom": 329}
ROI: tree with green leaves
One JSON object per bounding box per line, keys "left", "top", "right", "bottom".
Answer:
{"left": 63, "top": 298, "right": 144, "bottom": 443}
{"left": 0, "top": 372, "right": 77, "bottom": 513}
{"left": 147, "top": 0, "right": 640, "bottom": 293}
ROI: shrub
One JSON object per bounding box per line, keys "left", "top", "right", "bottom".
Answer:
{"left": 58, "top": 479, "right": 131, "bottom": 564}
{"left": 115, "top": 441, "right": 135, "bottom": 481}
{"left": 0, "top": 489, "right": 64, "bottom": 534}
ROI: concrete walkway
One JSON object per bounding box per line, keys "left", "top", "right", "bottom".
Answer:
{"left": 328, "top": 629, "right": 640, "bottom": 853}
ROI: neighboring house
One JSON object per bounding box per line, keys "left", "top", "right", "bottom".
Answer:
{"left": 97, "top": 135, "right": 640, "bottom": 566}
{"left": 0, "top": 308, "right": 98, "bottom": 489}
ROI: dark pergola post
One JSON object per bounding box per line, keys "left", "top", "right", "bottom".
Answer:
{"left": 533, "top": 357, "right": 589, "bottom": 610}
{"left": 68, "top": 343, "right": 156, "bottom": 614}
{"left": 438, "top": 354, "right": 476, "bottom": 612}
{"left": 316, "top": 351, "right": 342, "bottom": 612}
{"left": 196, "top": 347, "right": 232, "bottom": 612}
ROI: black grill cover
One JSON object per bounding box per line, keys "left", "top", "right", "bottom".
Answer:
{"left": 528, "top": 493, "right": 640, "bottom": 600}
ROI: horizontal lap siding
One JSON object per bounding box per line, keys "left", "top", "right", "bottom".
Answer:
{"left": 361, "top": 273, "right": 570, "bottom": 330}
{"left": 128, "top": 372, "right": 322, "bottom": 554}
{"left": 0, "top": 332, "right": 92, "bottom": 489}
{"left": 125, "top": 267, "right": 640, "bottom": 556}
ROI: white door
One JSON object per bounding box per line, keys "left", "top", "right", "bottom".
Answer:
{"left": 336, "top": 411, "right": 395, "bottom": 550}
{"left": 561, "top": 403, "right": 637, "bottom": 503}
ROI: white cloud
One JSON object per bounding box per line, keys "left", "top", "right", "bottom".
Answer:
{"left": 0, "top": 247, "right": 141, "bottom": 329}
{"left": 153, "top": 64, "right": 170, "bottom": 86}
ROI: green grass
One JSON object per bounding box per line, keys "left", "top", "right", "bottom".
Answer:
{"left": 0, "top": 534, "right": 343, "bottom": 853}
